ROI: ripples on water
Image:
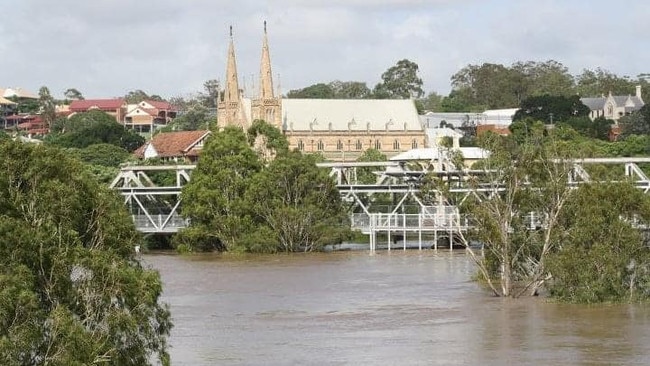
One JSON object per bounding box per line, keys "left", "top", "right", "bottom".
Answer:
{"left": 144, "top": 250, "right": 650, "bottom": 366}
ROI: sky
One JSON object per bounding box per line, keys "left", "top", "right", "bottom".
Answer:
{"left": 2, "top": 0, "right": 649, "bottom": 100}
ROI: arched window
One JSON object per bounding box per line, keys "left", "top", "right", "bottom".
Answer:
{"left": 393, "top": 139, "right": 400, "bottom": 150}
{"left": 412, "top": 139, "right": 418, "bottom": 149}
{"left": 337, "top": 140, "right": 343, "bottom": 150}
{"left": 297, "top": 140, "right": 304, "bottom": 151}
{"left": 374, "top": 140, "right": 382, "bottom": 150}
{"left": 355, "top": 140, "right": 362, "bottom": 150}
{"left": 317, "top": 140, "right": 325, "bottom": 151}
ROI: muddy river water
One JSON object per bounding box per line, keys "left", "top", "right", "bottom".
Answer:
{"left": 144, "top": 250, "right": 650, "bottom": 365}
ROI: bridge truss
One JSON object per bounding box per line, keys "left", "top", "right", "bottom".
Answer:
{"left": 111, "top": 158, "right": 650, "bottom": 248}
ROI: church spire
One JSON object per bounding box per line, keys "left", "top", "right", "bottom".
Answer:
{"left": 224, "top": 25, "right": 241, "bottom": 103}
{"left": 259, "top": 20, "right": 274, "bottom": 99}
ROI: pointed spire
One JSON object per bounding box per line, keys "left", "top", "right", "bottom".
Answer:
{"left": 259, "top": 21, "right": 274, "bottom": 99}
{"left": 224, "top": 25, "right": 241, "bottom": 104}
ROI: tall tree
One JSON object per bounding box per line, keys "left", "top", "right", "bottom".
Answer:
{"left": 511, "top": 60, "right": 574, "bottom": 98}
{"left": 373, "top": 59, "right": 424, "bottom": 99}
{"left": 63, "top": 87, "right": 84, "bottom": 101}
{"left": 0, "top": 141, "right": 171, "bottom": 365}
{"left": 200, "top": 79, "right": 220, "bottom": 108}
{"left": 38, "top": 86, "right": 56, "bottom": 129}
{"left": 433, "top": 127, "right": 577, "bottom": 297}
{"left": 575, "top": 68, "right": 636, "bottom": 97}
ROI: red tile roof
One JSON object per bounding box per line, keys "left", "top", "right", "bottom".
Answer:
{"left": 69, "top": 99, "right": 125, "bottom": 111}
{"left": 134, "top": 130, "right": 210, "bottom": 159}
{"left": 144, "top": 100, "right": 175, "bottom": 111}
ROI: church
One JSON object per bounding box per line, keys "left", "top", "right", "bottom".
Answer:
{"left": 216, "top": 24, "right": 427, "bottom": 161}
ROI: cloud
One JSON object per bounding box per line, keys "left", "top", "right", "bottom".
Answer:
{"left": 1, "top": 0, "right": 647, "bottom": 99}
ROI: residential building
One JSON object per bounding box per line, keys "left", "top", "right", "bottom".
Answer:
{"left": 125, "top": 100, "right": 178, "bottom": 134}
{"left": 133, "top": 130, "right": 211, "bottom": 163}
{"left": 216, "top": 24, "right": 426, "bottom": 161}
{"left": 580, "top": 86, "right": 644, "bottom": 122}
{"left": 69, "top": 99, "right": 128, "bottom": 123}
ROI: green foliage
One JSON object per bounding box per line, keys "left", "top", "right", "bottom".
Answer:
{"left": 512, "top": 94, "right": 590, "bottom": 124}
{"left": 575, "top": 68, "right": 640, "bottom": 97}
{"left": 618, "top": 108, "right": 650, "bottom": 138}
{"left": 559, "top": 116, "right": 613, "bottom": 141}
{"left": 374, "top": 59, "right": 424, "bottom": 99}
{"left": 124, "top": 90, "right": 163, "bottom": 104}
{"left": 72, "top": 143, "right": 130, "bottom": 167}
{"left": 287, "top": 81, "right": 371, "bottom": 99}
{"left": 0, "top": 130, "right": 9, "bottom": 140}
{"left": 547, "top": 182, "right": 650, "bottom": 303}
{"left": 46, "top": 110, "right": 144, "bottom": 151}
{"left": 246, "top": 151, "right": 349, "bottom": 252}
{"left": 356, "top": 148, "right": 387, "bottom": 184}
{"left": 180, "top": 126, "right": 348, "bottom": 253}
{"left": 163, "top": 103, "right": 211, "bottom": 131}
{"left": 0, "top": 140, "right": 171, "bottom": 365}
{"left": 38, "top": 86, "right": 56, "bottom": 128}
{"left": 180, "top": 126, "right": 262, "bottom": 250}
{"left": 287, "top": 83, "right": 335, "bottom": 99}
{"left": 247, "top": 119, "right": 289, "bottom": 160}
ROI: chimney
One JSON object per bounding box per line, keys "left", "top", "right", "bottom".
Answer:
{"left": 636, "top": 85, "right": 642, "bottom": 100}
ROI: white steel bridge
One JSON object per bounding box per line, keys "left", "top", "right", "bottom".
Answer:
{"left": 110, "top": 157, "right": 650, "bottom": 249}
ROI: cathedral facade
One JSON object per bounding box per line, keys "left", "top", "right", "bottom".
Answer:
{"left": 217, "top": 24, "right": 426, "bottom": 161}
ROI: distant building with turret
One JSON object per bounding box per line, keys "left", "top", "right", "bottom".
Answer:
{"left": 580, "top": 86, "right": 644, "bottom": 122}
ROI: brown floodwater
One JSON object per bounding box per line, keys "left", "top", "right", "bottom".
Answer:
{"left": 144, "top": 250, "right": 650, "bottom": 366}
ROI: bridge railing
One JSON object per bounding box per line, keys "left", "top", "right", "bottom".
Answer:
{"left": 350, "top": 212, "right": 472, "bottom": 233}
{"left": 132, "top": 214, "right": 189, "bottom": 233}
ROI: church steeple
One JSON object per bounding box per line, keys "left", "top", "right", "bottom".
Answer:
{"left": 217, "top": 26, "right": 248, "bottom": 129}
{"left": 224, "top": 26, "right": 241, "bottom": 103}
{"left": 259, "top": 21, "right": 274, "bottom": 99}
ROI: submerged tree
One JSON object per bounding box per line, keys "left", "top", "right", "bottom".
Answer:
{"left": 245, "top": 151, "right": 349, "bottom": 252}
{"left": 547, "top": 182, "right": 650, "bottom": 303}
{"left": 0, "top": 141, "right": 171, "bottom": 365}
{"left": 434, "top": 127, "right": 577, "bottom": 297}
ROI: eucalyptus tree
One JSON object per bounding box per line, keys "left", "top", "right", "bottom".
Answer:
{"left": 0, "top": 140, "right": 171, "bottom": 365}
{"left": 428, "top": 126, "right": 577, "bottom": 297}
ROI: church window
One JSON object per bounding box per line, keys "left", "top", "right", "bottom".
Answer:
{"left": 412, "top": 139, "right": 418, "bottom": 149}
{"left": 393, "top": 140, "right": 400, "bottom": 150}
{"left": 337, "top": 140, "right": 343, "bottom": 150}
{"left": 317, "top": 140, "right": 325, "bottom": 151}
{"left": 374, "top": 140, "right": 382, "bottom": 150}
{"left": 355, "top": 140, "right": 362, "bottom": 150}
{"left": 297, "top": 140, "right": 304, "bottom": 151}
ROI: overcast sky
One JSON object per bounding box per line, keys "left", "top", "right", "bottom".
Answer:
{"left": 2, "top": 0, "right": 648, "bottom": 100}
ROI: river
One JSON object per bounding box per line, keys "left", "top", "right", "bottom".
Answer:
{"left": 144, "top": 250, "right": 650, "bottom": 365}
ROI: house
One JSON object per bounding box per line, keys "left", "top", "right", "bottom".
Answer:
{"left": 3, "top": 114, "right": 48, "bottom": 134}
{"left": 580, "top": 86, "right": 644, "bottom": 122}
{"left": 69, "top": 99, "right": 127, "bottom": 123}
{"left": 125, "top": 100, "right": 178, "bottom": 134}
{"left": 133, "top": 130, "right": 211, "bottom": 163}
{"left": 0, "top": 87, "right": 38, "bottom": 100}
